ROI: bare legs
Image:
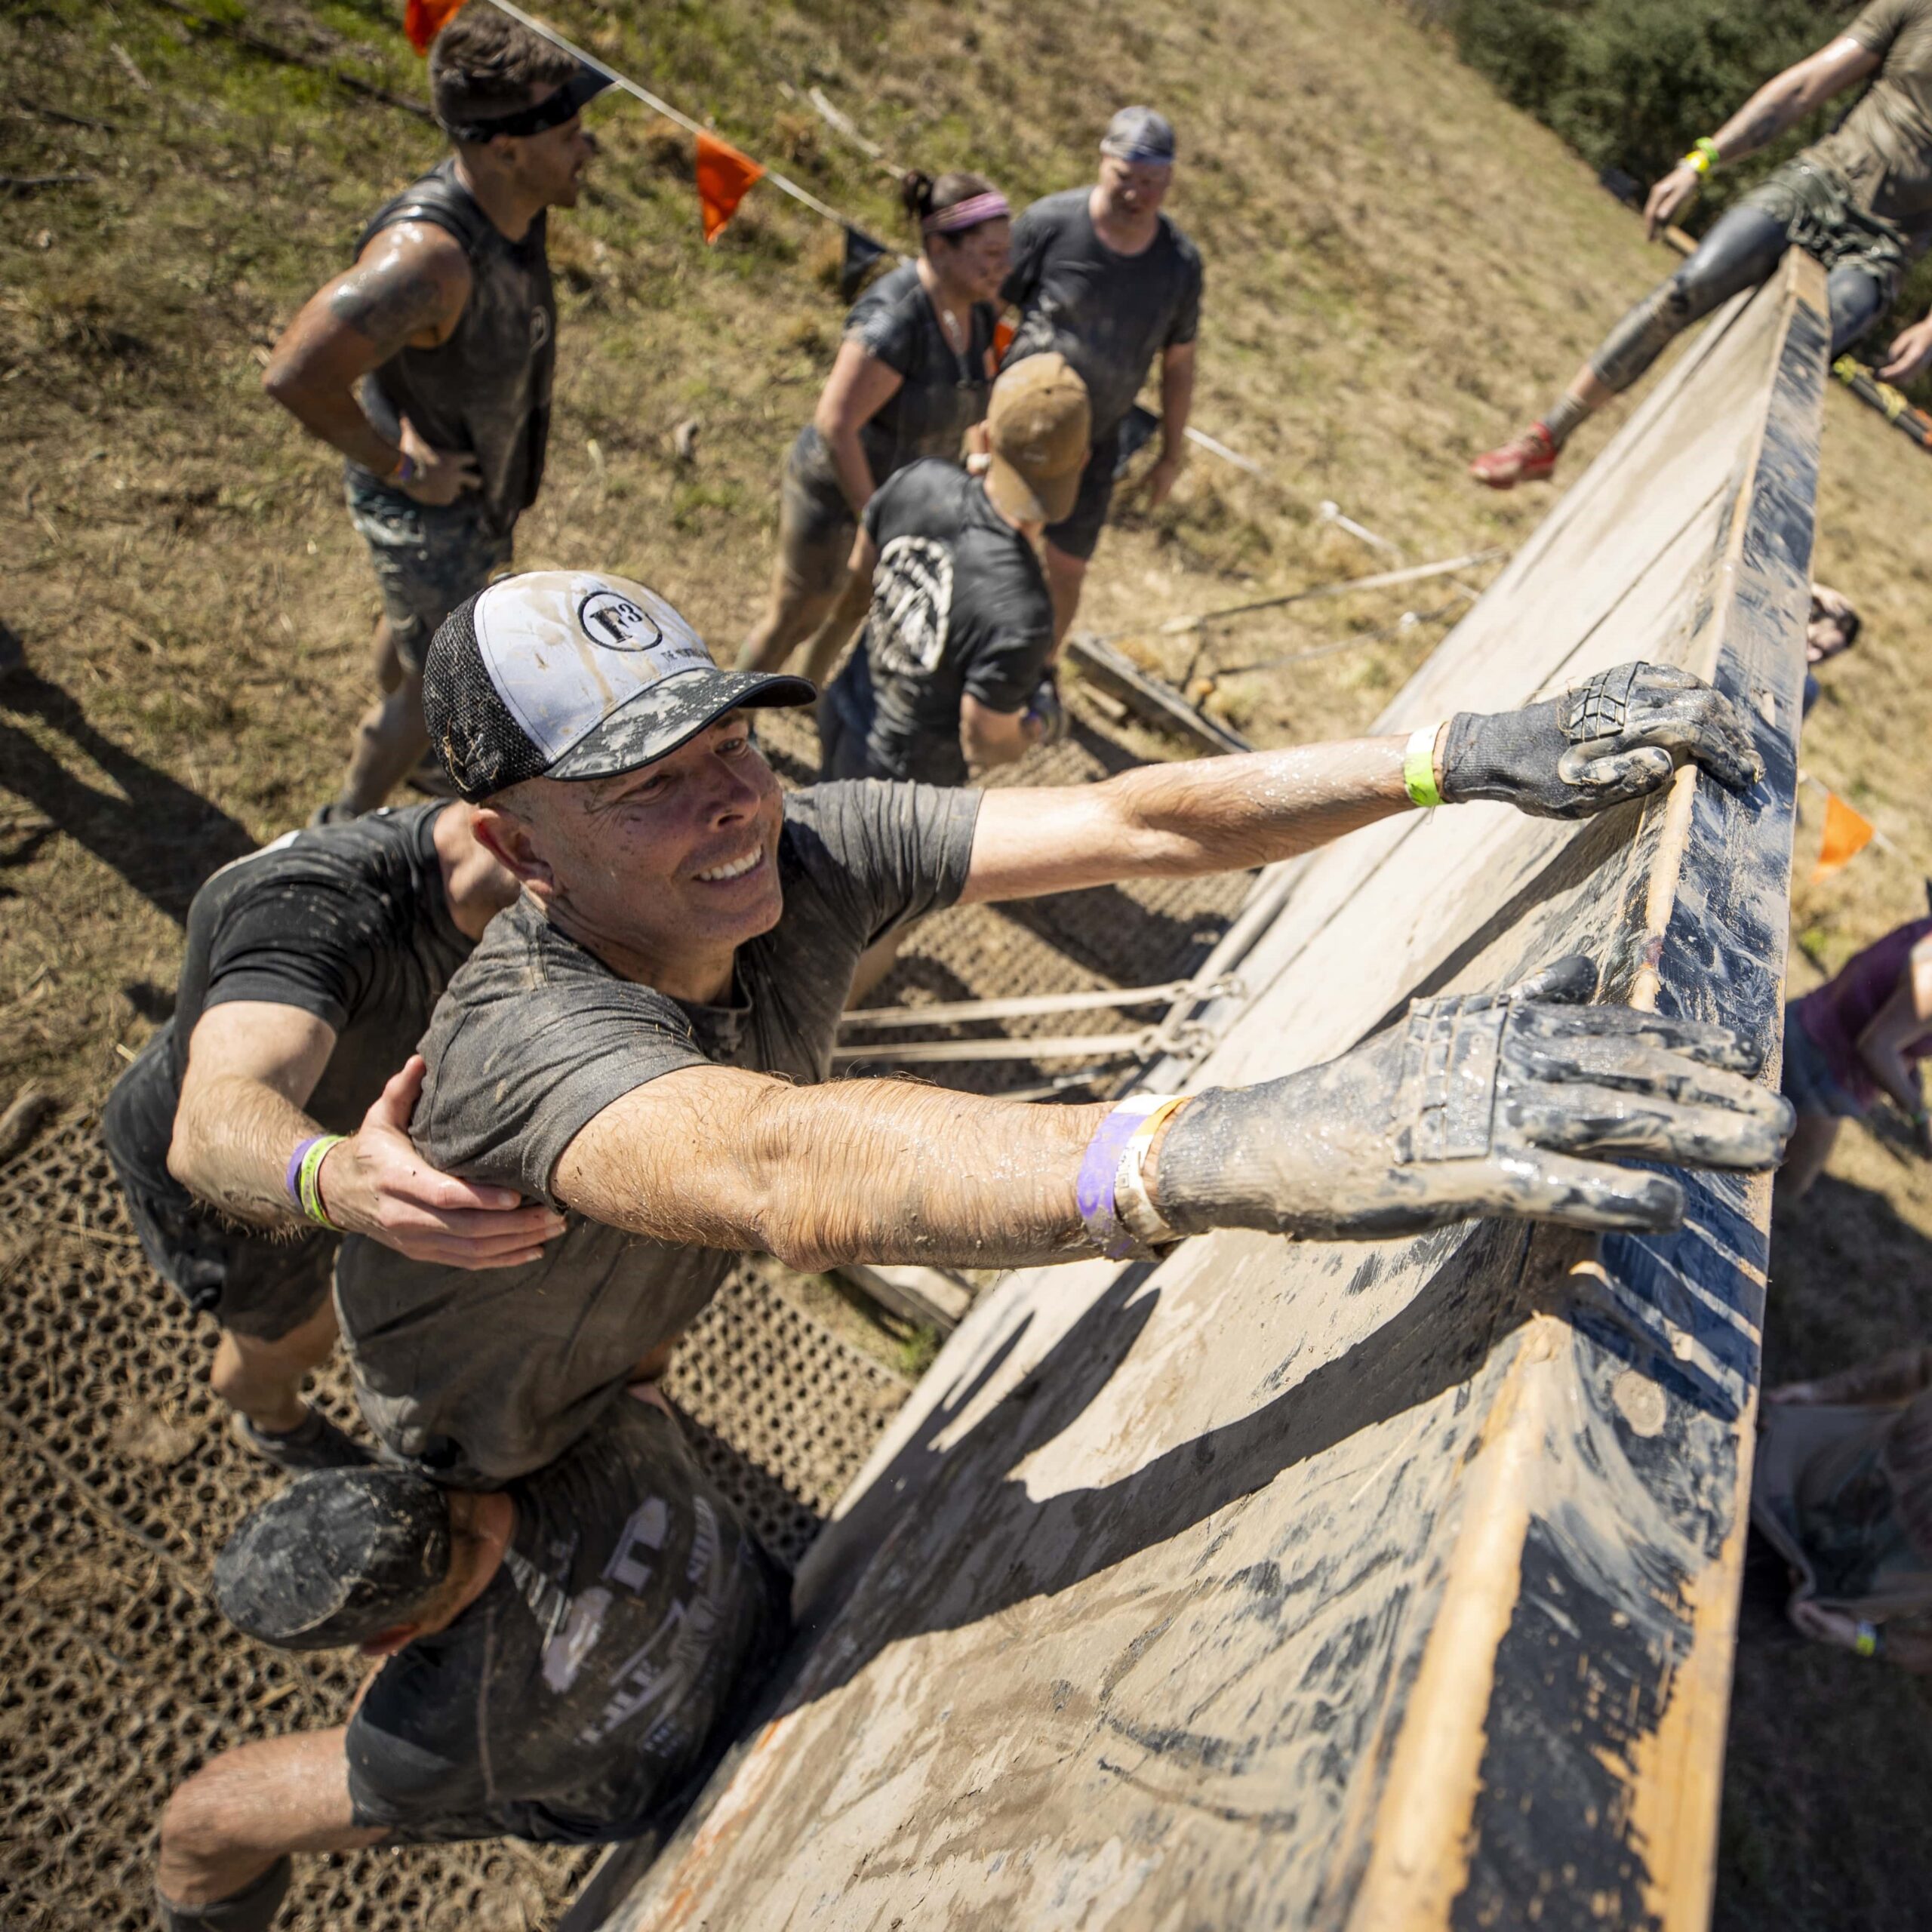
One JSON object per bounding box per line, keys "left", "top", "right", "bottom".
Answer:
{"left": 737, "top": 558, "right": 844, "bottom": 675}
{"left": 1777, "top": 1112, "right": 1841, "bottom": 1201}
{"left": 336, "top": 614, "right": 429, "bottom": 816}
{"left": 157, "top": 1729, "right": 386, "bottom": 1913}
{"left": 1044, "top": 543, "right": 1088, "bottom": 651}
{"left": 210, "top": 1296, "right": 340, "bottom": 1438}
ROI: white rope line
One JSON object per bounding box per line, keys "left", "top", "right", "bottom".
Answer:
{"left": 836, "top": 977, "right": 1241, "bottom": 1032}
{"left": 485, "top": 0, "right": 864, "bottom": 231}
{"left": 833, "top": 1030, "right": 1162, "bottom": 1065}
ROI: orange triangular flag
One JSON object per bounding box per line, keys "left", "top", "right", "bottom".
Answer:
{"left": 405, "top": 0, "right": 469, "bottom": 55}
{"left": 1812, "top": 790, "right": 1875, "bottom": 881}
{"left": 992, "top": 317, "right": 1016, "bottom": 363}
{"left": 695, "top": 130, "right": 764, "bottom": 244}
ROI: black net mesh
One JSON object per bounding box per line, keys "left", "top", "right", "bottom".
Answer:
{"left": 0, "top": 1119, "right": 906, "bottom": 1932}
{"left": 423, "top": 592, "right": 553, "bottom": 804}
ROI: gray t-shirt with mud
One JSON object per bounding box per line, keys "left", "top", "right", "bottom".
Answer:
{"left": 334, "top": 780, "right": 982, "bottom": 1489}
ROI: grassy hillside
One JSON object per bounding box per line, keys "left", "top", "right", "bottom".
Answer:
{"left": 5, "top": 0, "right": 1932, "bottom": 1923}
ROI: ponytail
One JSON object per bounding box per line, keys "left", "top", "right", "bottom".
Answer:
{"left": 903, "top": 170, "right": 1008, "bottom": 245}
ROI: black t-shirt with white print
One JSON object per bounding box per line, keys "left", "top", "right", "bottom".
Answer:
{"left": 346, "top": 1389, "right": 786, "bottom": 1847}
{"left": 826, "top": 457, "right": 1054, "bottom": 786}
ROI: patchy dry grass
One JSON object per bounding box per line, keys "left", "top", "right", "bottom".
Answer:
{"left": 6, "top": 0, "right": 1932, "bottom": 1921}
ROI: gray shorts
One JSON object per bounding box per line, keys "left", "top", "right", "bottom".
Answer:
{"left": 344, "top": 472, "right": 514, "bottom": 675}
{"left": 1044, "top": 425, "right": 1121, "bottom": 565}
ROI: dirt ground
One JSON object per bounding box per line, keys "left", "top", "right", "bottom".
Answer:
{"left": 5, "top": 0, "right": 1932, "bottom": 1923}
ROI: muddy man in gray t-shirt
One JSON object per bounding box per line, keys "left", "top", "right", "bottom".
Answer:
{"left": 336, "top": 568, "right": 1793, "bottom": 1491}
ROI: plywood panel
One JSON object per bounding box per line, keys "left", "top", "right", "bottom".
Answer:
{"left": 585, "top": 254, "right": 1827, "bottom": 1932}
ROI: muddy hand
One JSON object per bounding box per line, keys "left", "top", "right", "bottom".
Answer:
{"left": 1439, "top": 662, "right": 1764, "bottom": 820}
{"left": 1148, "top": 955, "right": 1792, "bottom": 1241}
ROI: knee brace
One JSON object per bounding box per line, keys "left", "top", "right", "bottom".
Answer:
{"left": 155, "top": 1856, "right": 292, "bottom": 1932}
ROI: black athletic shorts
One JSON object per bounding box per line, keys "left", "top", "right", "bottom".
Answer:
{"left": 102, "top": 1108, "right": 336, "bottom": 1343}
{"left": 1043, "top": 425, "right": 1121, "bottom": 565}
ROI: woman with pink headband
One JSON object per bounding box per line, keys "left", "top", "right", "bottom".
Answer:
{"left": 737, "top": 170, "right": 1012, "bottom": 675}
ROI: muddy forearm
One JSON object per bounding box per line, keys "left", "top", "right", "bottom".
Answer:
{"left": 263, "top": 364, "right": 402, "bottom": 475}
{"left": 820, "top": 423, "right": 878, "bottom": 521}
{"left": 559, "top": 1073, "right": 1107, "bottom": 1272}
{"left": 169, "top": 1076, "right": 318, "bottom": 1232}
{"left": 1712, "top": 75, "right": 1813, "bottom": 159}
{"left": 1103, "top": 738, "right": 1411, "bottom": 872}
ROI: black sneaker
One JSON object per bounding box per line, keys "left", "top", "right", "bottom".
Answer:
{"left": 233, "top": 1406, "right": 372, "bottom": 1474}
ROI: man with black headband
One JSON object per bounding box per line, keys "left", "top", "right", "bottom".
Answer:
{"left": 263, "top": 5, "right": 608, "bottom": 823}
{"left": 1000, "top": 106, "right": 1203, "bottom": 645}
{"left": 151, "top": 1385, "right": 784, "bottom": 1930}
{"left": 325, "top": 568, "right": 1790, "bottom": 1496}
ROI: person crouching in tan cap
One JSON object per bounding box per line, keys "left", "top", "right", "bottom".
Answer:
{"left": 817, "top": 352, "right": 1091, "bottom": 786}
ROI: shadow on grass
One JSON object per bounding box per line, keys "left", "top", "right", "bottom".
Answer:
{"left": 0, "top": 669, "right": 254, "bottom": 924}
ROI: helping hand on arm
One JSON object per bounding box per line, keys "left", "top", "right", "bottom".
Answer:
{"left": 170, "top": 1006, "right": 561, "bottom": 1266}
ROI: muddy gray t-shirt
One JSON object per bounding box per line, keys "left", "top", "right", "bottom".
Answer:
{"left": 335, "top": 780, "right": 982, "bottom": 1489}
{"left": 794, "top": 260, "right": 998, "bottom": 500}
{"left": 346, "top": 1390, "right": 784, "bottom": 1845}
{"left": 1810, "top": 0, "right": 1932, "bottom": 245}
{"left": 999, "top": 187, "right": 1202, "bottom": 444}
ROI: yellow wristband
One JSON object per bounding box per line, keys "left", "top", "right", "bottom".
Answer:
{"left": 1403, "top": 724, "right": 1444, "bottom": 810}
{"left": 1682, "top": 138, "right": 1719, "bottom": 177}
{"left": 296, "top": 1134, "right": 346, "bottom": 1231}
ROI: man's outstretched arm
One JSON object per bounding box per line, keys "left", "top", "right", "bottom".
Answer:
{"left": 1643, "top": 35, "right": 1880, "bottom": 237}
{"left": 554, "top": 959, "right": 1791, "bottom": 1272}
{"left": 961, "top": 660, "right": 1763, "bottom": 905}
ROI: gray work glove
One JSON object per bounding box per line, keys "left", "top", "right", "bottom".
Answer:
{"left": 1440, "top": 662, "right": 1763, "bottom": 819}
{"left": 1149, "top": 956, "right": 1792, "bottom": 1241}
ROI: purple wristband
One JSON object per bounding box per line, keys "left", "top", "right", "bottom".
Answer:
{"left": 286, "top": 1136, "right": 322, "bottom": 1209}
{"left": 1076, "top": 1097, "right": 1166, "bottom": 1260}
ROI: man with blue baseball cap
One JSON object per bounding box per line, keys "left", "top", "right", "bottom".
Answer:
{"left": 322, "top": 568, "right": 1792, "bottom": 1499}
{"left": 999, "top": 106, "right": 1203, "bottom": 645}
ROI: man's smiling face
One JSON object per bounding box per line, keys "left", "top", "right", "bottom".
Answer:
{"left": 482, "top": 713, "right": 787, "bottom": 982}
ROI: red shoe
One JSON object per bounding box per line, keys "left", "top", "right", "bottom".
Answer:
{"left": 1469, "top": 422, "right": 1559, "bottom": 489}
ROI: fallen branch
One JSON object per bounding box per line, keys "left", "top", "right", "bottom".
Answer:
{"left": 0, "top": 174, "right": 98, "bottom": 194}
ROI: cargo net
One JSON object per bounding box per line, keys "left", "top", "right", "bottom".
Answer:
{"left": 0, "top": 1119, "right": 909, "bottom": 1932}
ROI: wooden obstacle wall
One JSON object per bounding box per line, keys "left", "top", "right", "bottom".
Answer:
{"left": 582, "top": 251, "right": 1828, "bottom": 1932}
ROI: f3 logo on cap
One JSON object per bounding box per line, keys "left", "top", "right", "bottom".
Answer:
{"left": 578, "top": 589, "right": 663, "bottom": 653}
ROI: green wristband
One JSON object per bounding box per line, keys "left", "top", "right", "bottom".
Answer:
{"left": 1403, "top": 724, "right": 1444, "bottom": 810}
{"left": 1683, "top": 137, "right": 1721, "bottom": 176}
{"left": 296, "top": 1134, "right": 346, "bottom": 1231}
